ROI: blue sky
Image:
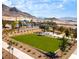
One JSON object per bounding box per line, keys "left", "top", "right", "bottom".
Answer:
{"left": 2, "top": 0, "right": 77, "bottom": 18}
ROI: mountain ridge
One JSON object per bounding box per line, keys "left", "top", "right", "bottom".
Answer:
{"left": 2, "top": 4, "right": 35, "bottom": 18}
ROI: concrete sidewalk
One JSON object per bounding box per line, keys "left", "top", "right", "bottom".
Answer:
{"left": 69, "top": 49, "right": 77, "bottom": 59}
{"left": 2, "top": 41, "right": 35, "bottom": 59}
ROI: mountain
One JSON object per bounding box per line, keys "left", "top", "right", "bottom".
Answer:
{"left": 44, "top": 17, "right": 60, "bottom": 21}
{"left": 60, "top": 17, "right": 77, "bottom": 22}
{"left": 2, "top": 4, "right": 36, "bottom": 18}
{"left": 2, "top": 4, "right": 77, "bottom": 23}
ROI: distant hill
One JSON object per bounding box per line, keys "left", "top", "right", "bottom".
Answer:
{"left": 44, "top": 17, "right": 59, "bottom": 20}
{"left": 2, "top": 4, "right": 77, "bottom": 23}
{"left": 44, "top": 17, "right": 77, "bottom": 22}
{"left": 60, "top": 17, "right": 77, "bottom": 22}
{"left": 2, "top": 4, "right": 36, "bottom": 19}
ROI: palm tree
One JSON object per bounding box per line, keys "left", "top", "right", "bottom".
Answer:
{"left": 16, "top": 20, "right": 20, "bottom": 32}
{"left": 59, "top": 37, "right": 69, "bottom": 57}
{"left": 51, "top": 22, "right": 57, "bottom": 34}
{"left": 2, "top": 29, "right": 8, "bottom": 34}
{"left": 70, "top": 28, "right": 77, "bottom": 45}
{"left": 11, "top": 20, "right": 19, "bottom": 33}
{"left": 39, "top": 24, "right": 49, "bottom": 32}
{"left": 2, "top": 20, "right": 7, "bottom": 28}
{"left": 39, "top": 24, "right": 45, "bottom": 32}
{"left": 64, "top": 28, "right": 71, "bottom": 38}
{"left": 3, "top": 29, "right": 10, "bottom": 36}
{"left": 30, "top": 19, "right": 33, "bottom": 28}
{"left": 11, "top": 21, "right": 17, "bottom": 32}
{"left": 72, "top": 28, "right": 77, "bottom": 38}
{"left": 17, "top": 20, "right": 22, "bottom": 32}
{"left": 58, "top": 26, "right": 65, "bottom": 34}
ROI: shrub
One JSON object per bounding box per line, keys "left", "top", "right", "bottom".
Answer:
{"left": 68, "top": 48, "right": 71, "bottom": 50}
{"left": 32, "top": 52, "right": 35, "bottom": 54}
{"left": 64, "top": 53, "right": 67, "bottom": 55}
{"left": 15, "top": 43, "right": 18, "bottom": 46}
{"left": 27, "top": 50, "right": 31, "bottom": 52}
{"left": 38, "top": 55, "right": 42, "bottom": 58}
{"left": 19, "top": 46, "right": 22, "bottom": 48}
{"left": 65, "top": 50, "right": 68, "bottom": 52}
{"left": 7, "top": 40, "right": 9, "bottom": 42}
{"left": 23, "top": 48, "right": 26, "bottom": 50}
{"left": 12, "top": 42, "right": 15, "bottom": 45}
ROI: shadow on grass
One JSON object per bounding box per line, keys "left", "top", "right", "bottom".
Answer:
{"left": 36, "top": 49, "right": 60, "bottom": 59}
{"left": 45, "top": 52, "right": 59, "bottom": 59}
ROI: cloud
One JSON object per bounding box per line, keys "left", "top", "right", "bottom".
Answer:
{"left": 2, "top": 0, "right": 12, "bottom": 6}
{"left": 2, "top": 0, "right": 67, "bottom": 9}
{"left": 2, "top": 0, "right": 8, "bottom": 2}
{"left": 2, "top": 0, "right": 76, "bottom": 17}
{"left": 2, "top": 0, "right": 66, "bottom": 14}
{"left": 57, "top": 4, "right": 63, "bottom": 8}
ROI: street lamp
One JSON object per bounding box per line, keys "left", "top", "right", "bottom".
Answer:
{"left": 7, "top": 41, "right": 12, "bottom": 59}
{"left": 11, "top": 47, "right": 14, "bottom": 59}
{"left": 7, "top": 41, "right": 14, "bottom": 59}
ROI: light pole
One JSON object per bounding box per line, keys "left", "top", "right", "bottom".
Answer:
{"left": 8, "top": 41, "right": 14, "bottom": 59}
{"left": 7, "top": 41, "right": 12, "bottom": 59}
{"left": 11, "top": 47, "right": 14, "bottom": 59}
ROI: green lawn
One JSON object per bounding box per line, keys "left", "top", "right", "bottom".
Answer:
{"left": 11, "top": 34, "right": 61, "bottom": 52}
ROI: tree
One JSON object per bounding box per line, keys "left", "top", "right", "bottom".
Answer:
{"left": 58, "top": 26, "right": 65, "bottom": 33}
{"left": 10, "top": 21, "right": 16, "bottom": 33}
{"left": 59, "top": 37, "right": 68, "bottom": 51}
{"left": 2, "top": 20, "right": 7, "bottom": 28}
{"left": 45, "top": 24, "right": 49, "bottom": 31}
{"left": 30, "top": 19, "right": 33, "bottom": 27}
{"left": 16, "top": 20, "right": 20, "bottom": 32}
{"left": 39, "top": 24, "right": 49, "bottom": 32}
{"left": 11, "top": 21, "right": 16, "bottom": 29}
{"left": 17, "top": 20, "right": 23, "bottom": 32}
{"left": 2, "top": 29, "right": 7, "bottom": 34}
{"left": 70, "top": 28, "right": 77, "bottom": 45}
{"left": 51, "top": 22, "right": 57, "bottom": 34}
{"left": 64, "top": 28, "right": 71, "bottom": 38}
{"left": 46, "top": 52, "right": 56, "bottom": 58}
{"left": 18, "top": 21, "right": 22, "bottom": 28}
{"left": 72, "top": 28, "right": 77, "bottom": 38}
{"left": 59, "top": 37, "right": 69, "bottom": 56}
{"left": 11, "top": 20, "right": 19, "bottom": 33}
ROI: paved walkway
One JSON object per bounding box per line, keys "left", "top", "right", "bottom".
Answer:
{"left": 69, "top": 49, "right": 77, "bottom": 59}
{"left": 43, "top": 32, "right": 64, "bottom": 38}
{"left": 42, "top": 32, "right": 74, "bottom": 40}
{"left": 2, "top": 41, "right": 35, "bottom": 59}
{"left": 2, "top": 49, "right": 17, "bottom": 59}
{"left": 61, "top": 44, "right": 76, "bottom": 59}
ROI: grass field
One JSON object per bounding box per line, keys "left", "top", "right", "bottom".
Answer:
{"left": 11, "top": 34, "right": 61, "bottom": 52}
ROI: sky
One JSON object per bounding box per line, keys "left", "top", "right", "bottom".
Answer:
{"left": 2, "top": 0, "right": 77, "bottom": 18}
